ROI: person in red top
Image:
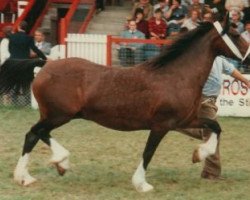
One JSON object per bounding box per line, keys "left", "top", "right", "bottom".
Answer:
{"left": 148, "top": 8, "right": 167, "bottom": 39}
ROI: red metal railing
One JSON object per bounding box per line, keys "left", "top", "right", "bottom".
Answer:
{"left": 29, "top": 0, "right": 51, "bottom": 34}
{"left": 0, "top": 1, "right": 11, "bottom": 11}
{"left": 12, "top": 0, "right": 35, "bottom": 32}
{"left": 78, "top": 3, "right": 95, "bottom": 33}
{"left": 107, "top": 36, "right": 173, "bottom": 66}
{"left": 59, "top": 0, "right": 80, "bottom": 44}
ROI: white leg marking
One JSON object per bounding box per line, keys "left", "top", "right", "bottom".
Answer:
{"left": 50, "top": 138, "right": 70, "bottom": 168}
{"left": 198, "top": 132, "right": 218, "bottom": 161}
{"left": 14, "top": 153, "right": 37, "bottom": 186}
{"left": 132, "top": 160, "right": 154, "bottom": 192}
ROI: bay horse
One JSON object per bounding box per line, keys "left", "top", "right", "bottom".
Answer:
{"left": 0, "top": 20, "right": 250, "bottom": 192}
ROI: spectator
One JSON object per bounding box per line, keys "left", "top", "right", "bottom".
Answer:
{"left": 31, "top": 29, "right": 51, "bottom": 57}
{"left": 165, "top": 0, "right": 188, "bottom": 36}
{"left": 132, "top": 0, "right": 154, "bottom": 20}
{"left": 204, "top": 0, "right": 226, "bottom": 20}
{"left": 133, "top": 8, "right": 150, "bottom": 38}
{"left": 181, "top": 0, "right": 192, "bottom": 6}
{"left": 188, "top": 0, "right": 205, "bottom": 16}
{"left": 225, "top": 0, "right": 244, "bottom": 13}
{"left": 202, "top": 11, "right": 214, "bottom": 22}
{"left": 230, "top": 10, "right": 244, "bottom": 33}
{"left": 119, "top": 20, "right": 145, "bottom": 66}
{"left": 182, "top": 9, "right": 200, "bottom": 30}
{"left": 241, "top": 21, "right": 250, "bottom": 43}
{"left": 148, "top": 8, "right": 167, "bottom": 39}
{"left": 154, "top": 0, "right": 170, "bottom": 13}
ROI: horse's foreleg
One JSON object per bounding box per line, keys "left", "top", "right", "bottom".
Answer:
{"left": 192, "top": 118, "right": 221, "bottom": 163}
{"left": 132, "top": 131, "right": 167, "bottom": 192}
{"left": 14, "top": 131, "right": 40, "bottom": 186}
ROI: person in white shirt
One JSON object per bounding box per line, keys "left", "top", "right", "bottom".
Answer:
{"left": 181, "top": 9, "right": 200, "bottom": 30}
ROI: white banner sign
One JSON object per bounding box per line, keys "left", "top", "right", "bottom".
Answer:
{"left": 217, "top": 74, "right": 250, "bottom": 117}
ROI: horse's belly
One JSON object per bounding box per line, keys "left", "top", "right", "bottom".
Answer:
{"left": 82, "top": 109, "right": 151, "bottom": 131}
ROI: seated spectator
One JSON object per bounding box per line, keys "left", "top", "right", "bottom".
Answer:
{"left": 165, "top": 0, "right": 188, "bottom": 36}
{"left": 188, "top": 0, "right": 205, "bottom": 17}
{"left": 31, "top": 29, "right": 51, "bottom": 57}
{"left": 241, "top": 21, "right": 250, "bottom": 43}
{"left": 154, "top": 0, "right": 170, "bottom": 13}
{"left": 204, "top": 0, "right": 226, "bottom": 20}
{"left": 230, "top": 10, "right": 244, "bottom": 33}
{"left": 202, "top": 11, "right": 214, "bottom": 22}
{"left": 148, "top": 8, "right": 167, "bottom": 39}
{"left": 225, "top": 0, "right": 244, "bottom": 13}
{"left": 145, "top": 8, "right": 167, "bottom": 60}
{"left": 182, "top": 9, "right": 200, "bottom": 30}
{"left": 181, "top": 0, "right": 192, "bottom": 7}
{"left": 133, "top": 8, "right": 150, "bottom": 38}
{"left": 119, "top": 20, "right": 145, "bottom": 66}
{"left": 132, "top": 0, "right": 154, "bottom": 20}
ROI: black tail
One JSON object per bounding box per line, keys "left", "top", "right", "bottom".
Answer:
{"left": 0, "top": 59, "right": 46, "bottom": 94}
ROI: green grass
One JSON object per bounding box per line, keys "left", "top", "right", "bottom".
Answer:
{"left": 0, "top": 107, "right": 250, "bottom": 200}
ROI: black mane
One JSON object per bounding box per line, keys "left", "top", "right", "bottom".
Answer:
{"left": 144, "top": 22, "right": 214, "bottom": 69}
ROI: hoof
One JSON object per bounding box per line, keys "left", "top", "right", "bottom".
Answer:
{"left": 55, "top": 163, "right": 66, "bottom": 176}
{"left": 192, "top": 148, "right": 201, "bottom": 163}
{"left": 133, "top": 181, "right": 154, "bottom": 193}
{"left": 14, "top": 174, "right": 37, "bottom": 186}
{"left": 51, "top": 157, "right": 69, "bottom": 176}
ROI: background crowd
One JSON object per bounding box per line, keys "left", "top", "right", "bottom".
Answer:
{"left": 119, "top": 0, "right": 250, "bottom": 68}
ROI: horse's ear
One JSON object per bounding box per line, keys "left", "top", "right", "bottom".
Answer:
{"left": 221, "top": 12, "right": 230, "bottom": 35}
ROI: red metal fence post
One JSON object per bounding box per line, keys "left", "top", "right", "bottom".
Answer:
{"left": 106, "top": 35, "right": 112, "bottom": 66}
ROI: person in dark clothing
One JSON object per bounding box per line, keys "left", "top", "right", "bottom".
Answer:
{"left": 8, "top": 21, "right": 47, "bottom": 60}
{"left": 133, "top": 8, "right": 150, "bottom": 38}
{"left": 204, "top": 0, "right": 226, "bottom": 21}
{"left": 7, "top": 21, "right": 47, "bottom": 106}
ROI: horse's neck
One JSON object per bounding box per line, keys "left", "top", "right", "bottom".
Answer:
{"left": 167, "top": 33, "right": 217, "bottom": 86}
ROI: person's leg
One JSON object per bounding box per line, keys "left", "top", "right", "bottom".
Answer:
{"left": 199, "top": 97, "right": 221, "bottom": 179}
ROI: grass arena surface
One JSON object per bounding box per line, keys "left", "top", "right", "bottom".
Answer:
{"left": 0, "top": 107, "right": 250, "bottom": 200}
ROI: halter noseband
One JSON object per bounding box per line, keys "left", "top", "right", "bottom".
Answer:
{"left": 213, "top": 21, "right": 250, "bottom": 61}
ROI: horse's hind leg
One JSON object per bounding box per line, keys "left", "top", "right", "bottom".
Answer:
{"left": 132, "top": 131, "right": 167, "bottom": 192}
{"left": 39, "top": 133, "right": 70, "bottom": 176}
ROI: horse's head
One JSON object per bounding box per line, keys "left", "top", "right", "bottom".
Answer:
{"left": 212, "top": 15, "right": 250, "bottom": 65}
